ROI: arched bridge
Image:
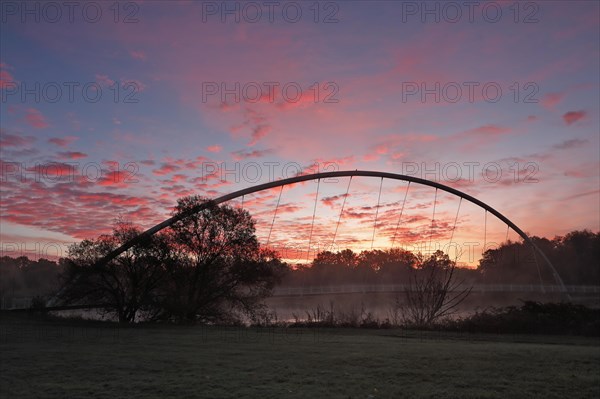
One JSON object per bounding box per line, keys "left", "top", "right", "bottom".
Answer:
{"left": 98, "top": 170, "right": 569, "bottom": 296}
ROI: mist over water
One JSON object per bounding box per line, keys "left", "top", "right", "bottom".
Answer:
{"left": 264, "top": 291, "right": 599, "bottom": 323}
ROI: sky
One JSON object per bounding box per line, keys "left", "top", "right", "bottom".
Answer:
{"left": 1, "top": 0, "right": 599, "bottom": 265}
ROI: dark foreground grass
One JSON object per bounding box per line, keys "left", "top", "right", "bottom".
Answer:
{"left": 1, "top": 316, "right": 599, "bottom": 399}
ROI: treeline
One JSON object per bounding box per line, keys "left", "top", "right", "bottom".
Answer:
{"left": 1, "top": 228, "right": 598, "bottom": 310}
{"left": 281, "top": 230, "right": 600, "bottom": 286}
{"left": 281, "top": 248, "right": 478, "bottom": 286}
{"left": 479, "top": 231, "right": 600, "bottom": 284}
{"left": 0, "top": 256, "right": 64, "bottom": 297}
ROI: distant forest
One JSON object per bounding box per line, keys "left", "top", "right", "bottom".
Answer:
{"left": 1, "top": 230, "right": 598, "bottom": 298}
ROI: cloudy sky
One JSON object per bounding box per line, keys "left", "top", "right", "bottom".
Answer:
{"left": 1, "top": 1, "right": 598, "bottom": 264}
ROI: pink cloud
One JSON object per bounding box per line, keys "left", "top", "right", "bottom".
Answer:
{"left": 228, "top": 108, "right": 272, "bottom": 146}
{"left": 231, "top": 148, "right": 274, "bottom": 160}
{"left": 363, "top": 144, "right": 390, "bottom": 162}
{"left": 452, "top": 125, "right": 511, "bottom": 151}
{"left": 313, "top": 157, "right": 351, "bottom": 167}
{"left": 561, "top": 189, "right": 600, "bottom": 201}
{"left": 171, "top": 174, "right": 188, "bottom": 182}
{"left": 152, "top": 163, "right": 180, "bottom": 175}
{"left": 552, "top": 139, "right": 587, "bottom": 150}
{"left": 0, "top": 63, "right": 16, "bottom": 90}
{"left": 563, "top": 111, "right": 586, "bottom": 125}
{"left": 130, "top": 50, "right": 147, "bottom": 60}
{"left": 121, "top": 79, "right": 147, "bottom": 92}
{"left": 374, "top": 144, "right": 389, "bottom": 155}
{"left": 159, "top": 156, "right": 209, "bottom": 171}
{"left": 48, "top": 136, "right": 78, "bottom": 147}
{"left": 363, "top": 153, "right": 380, "bottom": 162}
{"left": 79, "top": 192, "right": 148, "bottom": 207}
{"left": 206, "top": 145, "right": 222, "bottom": 153}
{"left": 248, "top": 124, "right": 271, "bottom": 146}
{"left": 564, "top": 170, "right": 586, "bottom": 178}
{"left": 57, "top": 151, "right": 88, "bottom": 160}
{"left": 0, "top": 132, "right": 35, "bottom": 147}
{"left": 1, "top": 176, "right": 158, "bottom": 239}
{"left": 26, "top": 163, "right": 77, "bottom": 179}
{"left": 95, "top": 74, "right": 115, "bottom": 87}
{"left": 541, "top": 92, "right": 565, "bottom": 109}
{"left": 97, "top": 171, "right": 133, "bottom": 188}
{"left": 276, "top": 87, "right": 321, "bottom": 111}
{"left": 24, "top": 108, "right": 49, "bottom": 129}
{"left": 274, "top": 203, "right": 301, "bottom": 214}
{"left": 458, "top": 125, "right": 511, "bottom": 137}
{"left": 321, "top": 194, "right": 349, "bottom": 209}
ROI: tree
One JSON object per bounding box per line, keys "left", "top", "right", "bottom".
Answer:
{"left": 372, "top": 248, "right": 417, "bottom": 283}
{"left": 0, "top": 256, "right": 64, "bottom": 301}
{"left": 402, "top": 250, "right": 471, "bottom": 327}
{"left": 163, "top": 196, "right": 286, "bottom": 323}
{"left": 58, "top": 222, "right": 172, "bottom": 323}
{"left": 477, "top": 231, "right": 600, "bottom": 285}
{"left": 478, "top": 239, "right": 541, "bottom": 284}
{"left": 311, "top": 249, "right": 358, "bottom": 284}
{"left": 554, "top": 230, "right": 600, "bottom": 284}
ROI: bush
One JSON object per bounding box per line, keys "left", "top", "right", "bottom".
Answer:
{"left": 442, "top": 301, "right": 600, "bottom": 336}
{"left": 30, "top": 296, "right": 47, "bottom": 310}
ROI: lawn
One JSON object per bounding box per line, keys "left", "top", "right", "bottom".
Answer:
{"left": 1, "top": 315, "right": 599, "bottom": 398}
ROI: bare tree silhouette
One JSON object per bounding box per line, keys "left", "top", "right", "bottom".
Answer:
{"left": 402, "top": 250, "right": 472, "bottom": 327}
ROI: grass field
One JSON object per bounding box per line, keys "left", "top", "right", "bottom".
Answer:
{"left": 1, "top": 315, "right": 599, "bottom": 398}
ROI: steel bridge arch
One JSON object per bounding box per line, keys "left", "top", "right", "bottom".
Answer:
{"left": 99, "top": 170, "right": 568, "bottom": 294}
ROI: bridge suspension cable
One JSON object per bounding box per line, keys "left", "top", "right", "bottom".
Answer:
{"left": 330, "top": 176, "right": 352, "bottom": 251}
{"left": 266, "top": 185, "right": 283, "bottom": 246}
{"left": 428, "top": 188, "right": 438, "bottom": 254}
{"left": 498, "top": 224, "right": 511, "bottom": 267}
{"left": 371, "top": 177, "right": 383, "bottom": 250}
{"left": 447, "top": 197, "right": 462, "bottom": 260}
{"left": 391, "top": 181, "right": 411, "bottom": 248}
{"left": 483, "top": 209, "right": 488, "bottom": 255}
{"left": 306, "top": 178, "right": 320, "bottom": 263}
{"left": 532, "top": 246, "right": 546, "bottom": 293}
{"left": 481, "top": 209, "right": 488, "bottom": 284}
